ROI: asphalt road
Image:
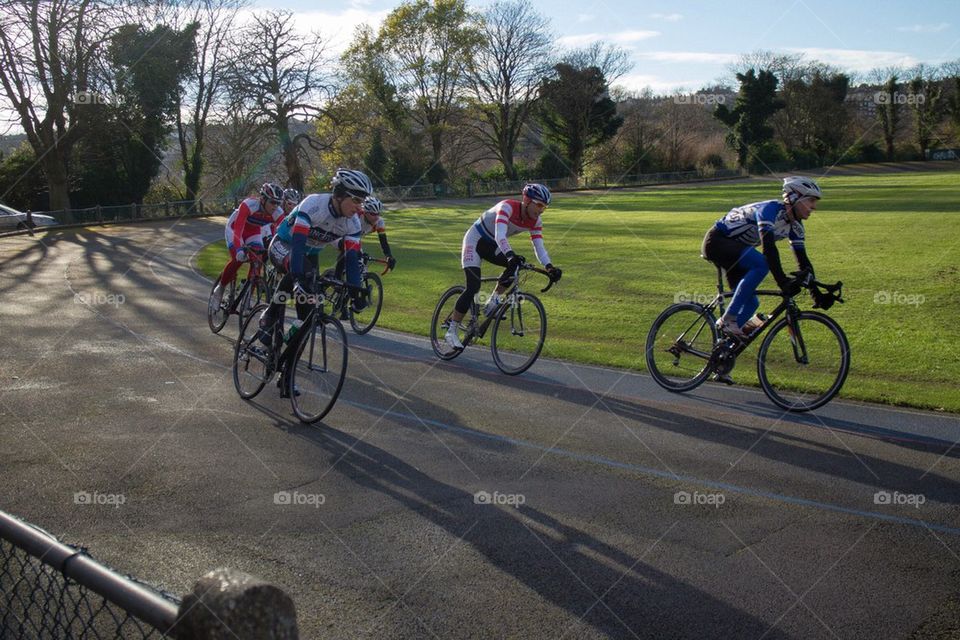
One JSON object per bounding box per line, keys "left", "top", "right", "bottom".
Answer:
{"left": 2, "top": 218, "right": 959, "bottom": 639}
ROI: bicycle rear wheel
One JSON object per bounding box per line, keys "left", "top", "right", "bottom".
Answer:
{"left": 290, "top": 315, "right": 348, "bottom": 423}
{"left": 757, "top": 311, "right": 850, "bottom": 412}
{"left": 350, "top": 272, "right": 383, "bottom": 335}
{"left": 645, "top": 303, "right": 718, "bottom": 391}
{"left": 207, "top": 277, "right": 235, "bottom": 334}
{"left": 233, "top": 303, "right": 272, "bottom": 399}
{"left": 430, "top": 286, "right": 468, "bottom": 360}
{"left": 491, "top": 293, "right": 546, "bottom": 375}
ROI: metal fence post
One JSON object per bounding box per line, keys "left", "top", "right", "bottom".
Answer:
{"left": 175, "top": 568, "right": 299, "bottom": 639}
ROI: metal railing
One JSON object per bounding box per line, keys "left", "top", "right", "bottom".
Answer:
{"left": 0, "top": 510, "right": 179, "bottom": 638}
{"left": 38, "top": 199, "right": 236, "bottom": 226}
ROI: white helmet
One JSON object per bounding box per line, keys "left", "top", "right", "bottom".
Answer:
{"left": 782, "top": 176, "right": 822, "bottom": 203}
{"left": 331, "top": 168, "right": 374, "bottom": 198}
{"left": 361, "top": 196, "right": 383, "bottom": 216}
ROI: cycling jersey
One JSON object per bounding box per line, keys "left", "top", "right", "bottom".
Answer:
{"left": 472, "top": 200, "right": 550, "bottom": 265}
{"left": 714, "top": 200, "right": 805, "bottom": 248}
{"left": 275, "top": 193, "right": 361, "bottom": 275}
{"left": 359, "top": 214, "right": 386, "bottom": 236}
{"left": 228, "top": 197, "right": 277, "bottom": 251}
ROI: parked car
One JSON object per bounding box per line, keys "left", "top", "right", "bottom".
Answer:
{"left": 0, "top": 204, "right": 59, "bottom": 230}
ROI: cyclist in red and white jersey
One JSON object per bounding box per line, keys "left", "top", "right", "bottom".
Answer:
{"left": 444, "top": 183, "right": 562, "bottom": 349}
{"left": 357, "top": 196, "right": 396, "bottom": 270}
{"left": 213, "top": 183, "right": 283, "bottom": 306}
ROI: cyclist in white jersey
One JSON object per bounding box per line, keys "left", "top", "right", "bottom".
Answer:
{"left": 444, "top": 183, "right": 562, "bottom": 349}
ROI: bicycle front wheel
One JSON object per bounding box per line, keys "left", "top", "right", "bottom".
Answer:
{"left": 237, "top": 280, "right": 261, "bottom": 331}
{"left": 430, "top": 286, "right": 468, "bottom": 360}
{"left": 207, "top": 277, "right": 235, "bottom": 334}
{"left": 350, "top": 272, "right": 383, "bottom": 335}
{"left": 290, "top": 315, "right": 348, "bottom": 423}
{"left": 645, "top": 303, "right": 718, "bottom": 392}
{"left": 233, "top": 303, "right": 272, "bottom": 399}
{"left": 491, "top": 293, "right": 546, "bottom": 375}
{"left": 757, "top": 311, "right": 850, "bottom": 412}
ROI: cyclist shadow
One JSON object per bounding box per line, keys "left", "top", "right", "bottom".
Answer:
{"left": 285, "top": 421, "right": 794, "bottom": 639}
{"left": 436, "top": 368, "right": 960, "bottom": 508}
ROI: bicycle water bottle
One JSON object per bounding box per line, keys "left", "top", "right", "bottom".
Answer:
{"left": 285, "top": 319, "right": 303, "bottom": 343}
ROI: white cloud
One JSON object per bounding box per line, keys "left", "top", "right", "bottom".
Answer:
{"left": 558, "top": 30, "right": 659, "bottom": 48}
{"left": 612, "top": 73, "right": 702, "bottom": 95}
{"left": 786, "top": 48, "right": 920, "bottom": 72}
{"left": 650, "top": 13, "right": 683, "bottom": 22}
{"left": 635, "top": 51, "right": 739, "bottom": 65}
{"left": 896, "top": 23, "right": 950, "bottom": 33}
{"left": 577, "top": 13, "right": 594, "bottom": 23}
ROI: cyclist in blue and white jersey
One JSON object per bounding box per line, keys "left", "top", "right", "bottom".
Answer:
{"left": 257, "top": 170, "right": 372, "bottom": 391}
{"left": 701, "top": 176, "right": 821, "bottom": 338}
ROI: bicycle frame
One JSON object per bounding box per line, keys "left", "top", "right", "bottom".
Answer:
{"left": 462, "top": 265, "right": 553, "bottom": 345}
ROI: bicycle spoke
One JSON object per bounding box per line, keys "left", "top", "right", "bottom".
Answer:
{"left": 645, "top": 303, "right": 717, "bottom": 391}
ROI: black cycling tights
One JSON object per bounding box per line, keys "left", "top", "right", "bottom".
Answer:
{"left": 454, "top": 238, "right": 514, "bottom": 315}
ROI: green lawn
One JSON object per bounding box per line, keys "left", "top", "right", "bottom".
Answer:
{"left": 197, "top": 170, "right": 960, "bottom": 412}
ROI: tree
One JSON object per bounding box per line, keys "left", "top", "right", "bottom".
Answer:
{"left": 714, "top": 69, "right": 784, "bottom": 169}
{"left": 377, "top": 0, "right": 482, "bottom": 183}
{"left": 71, "top": 22, "right": 196, "bottom": 205}
{"left": 228, "top": 10, "right": 337, "bottom": 191}
{"left": 908, "top": 67, "right": 945, "bottom": 159}
{"left": 563, "top": 42, "right": 633, "bottom": 85}
{"left": 463, "top": 0, "right": 553, "bottom": 180}
{"left": 203, "top": 102, "right": 272, "bottom": 200}
{"left": 174, "top": 0, "right": 244, "bottom": 206}
{"left": 0, "top": 0, "right": 117, "bottom": 210}
{"left": 537, "top": 63, "right": 623, "bottom": 179}
{"left": 875, "top": 72, "right": 902, "bottom": 161}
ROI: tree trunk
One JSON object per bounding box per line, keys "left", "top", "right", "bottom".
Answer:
{"left": 278, "top": 122, "right": 303, "bottom": 191}
{"left": 42, "top": 155, "right": 71, "bottom": 211}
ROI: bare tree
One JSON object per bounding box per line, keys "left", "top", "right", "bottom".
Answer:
{"left": 563, "top": 42, "right": 633, "bottom": 84}
{"left": 227, "top": 9, "right": 337, "bottom": 191}
{"left": 463, "top": 0, "right": 553, "bottom": 180}
{"left": 467, "top": 0, "right": 552, "bottom": 180}
{"left": 204, "top": 102, "right": 273, "bottom": 201}
{"left": 0, "top": 0, "right": 117, "bottom": 209}
{"left": 173, "top": 0, "right": 245, "bottom": 205}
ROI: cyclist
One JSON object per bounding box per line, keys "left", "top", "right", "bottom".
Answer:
{"left": 277, "top": 188, "right": 301, "bottom": 231}
{"left": 358, "top": 196, "right": 397, "bottom": 271}
{"left": 258, "top": 169, "right": 374, "bottom": 395}
{"left": 444, "top": 183, "right": 562, "bottom": 350}
{"left": 212, "top": 183, "right": 283, "bottom": 308}
{"left": 701, "top": 176, "right": 821, "bottom": 339}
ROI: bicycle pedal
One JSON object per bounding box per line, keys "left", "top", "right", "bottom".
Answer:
{"left": 713, "top": 373, "right": 735, "bottom": 385}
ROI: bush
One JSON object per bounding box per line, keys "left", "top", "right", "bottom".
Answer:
{"left": 749, "top": 141, "right": 789, "bottom": 173}
{"left": 536, "top": 146, "right": 572, "bottom": 180}
{"left": 789, "top": 148, "right": 820, "bottom": 169}
{"left": 849, "top": 141, "right": 885, "bottom": 163}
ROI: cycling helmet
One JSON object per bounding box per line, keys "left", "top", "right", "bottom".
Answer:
{"left": 282, "top": 188, "right": 301, "bottom": 205}
{"left": 782, "top": 176, "right": 822, "bottom": 203}
{"left": 361, "top": 196, "right": 383, "bottom": 216}
{"left": 522, "top": 183, "right": 551, "bottom": 205}
{"left": 331, "top": 168, "right": 374, "bottom": 198}
{"left": 259, "top": 183, "right": 284, "bottom": 204}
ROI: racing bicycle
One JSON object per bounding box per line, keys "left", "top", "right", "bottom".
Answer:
{"left": 645, "top": 267, "right": 849, "bottom": 411}
{"left": 430, "top": 263, "right": 557, "bottom": 375}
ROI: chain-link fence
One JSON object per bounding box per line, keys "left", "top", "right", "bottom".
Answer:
{"left": 1, "top": 511, "right": 180, "bottom": 639}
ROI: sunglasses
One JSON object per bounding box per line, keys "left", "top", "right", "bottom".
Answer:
{"left": 348, "top": 195, "right": 364, "bottom": 204}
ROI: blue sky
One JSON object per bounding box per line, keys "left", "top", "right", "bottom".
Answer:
{"left": 252, "top": 0, "right": 959, "bottom": 93}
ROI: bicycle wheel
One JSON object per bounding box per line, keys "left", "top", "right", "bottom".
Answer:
{"left": 757, "top": 311, "right": 850, "bottom": 412}
{"left": 233, "top": 303, "right": 272, "bottom": 399}
{"left": 490, "top": 293, "right": 546, "bottom": 375}
{"left": 430, "top": 286, "right": 469, "bottom": 360}
{"left": 645, "top": 303, "right": 718, "bottom": 392}
{"left": 350, "top": 272, "right": 383, "bottom": 335}
{"left": 290, "top": 315, "right": 348, "bottom": 423}
{"left": 207, "top": 277, "right": 235, "bottom": 334}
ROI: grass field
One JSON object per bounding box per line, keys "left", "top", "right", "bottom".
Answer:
{"left": 197, "top": 170, "right": 960, "bottom": 412}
